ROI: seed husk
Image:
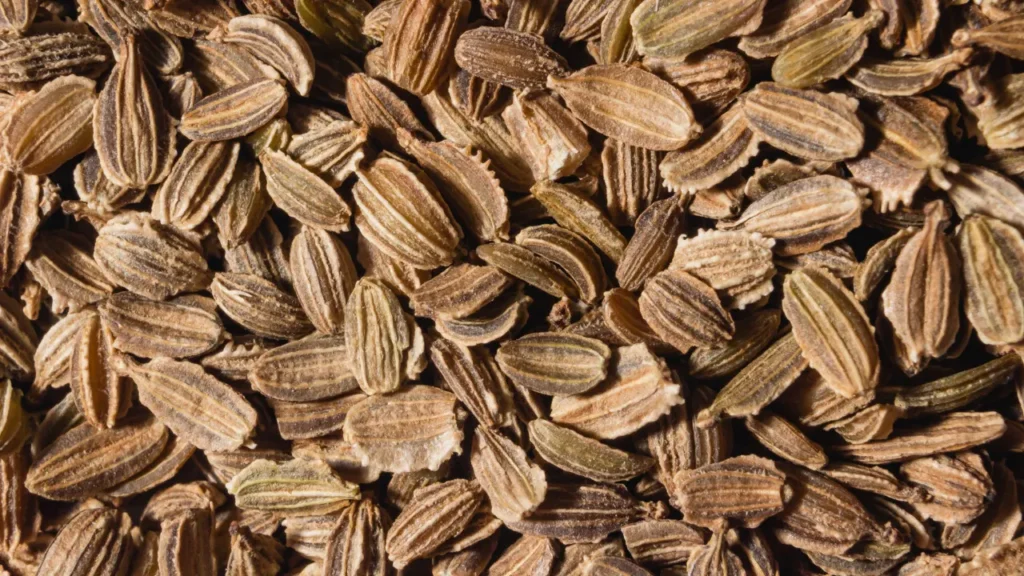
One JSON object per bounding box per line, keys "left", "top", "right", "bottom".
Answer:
{"left": 742, "top": 82, "right": 864, "bottom": 161}
{"left": 639, "top": 268, "right": 735, "bottom": 353}
{"left": 630, "top": 0, "right": 767, "bottom": 61}
{"left": 772, "top": 11, "right": 885, "bottom": 89}
{"left": 226, "top": 458, "right": 359, "bottom": 516}
{"left": 529, "top": 419, "right": 653, "bottom": 482}
{"left": 179, "top": 78, "right": 289, "bottom": 141}
{"left": 660, "top": 103, "right": 761, "bottom": 195}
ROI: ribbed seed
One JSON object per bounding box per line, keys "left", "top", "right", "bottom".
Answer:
{"left": 96, "top": 214, "right": 209, "bottom": 300}
{"left": 269, "top": 393, "right": 365, "bottom": 440}
{"left": 531, "top": 180, "right": 627, "bottom": 263}
{"left": 186, "top": 38, "right": 276, "bottom": 93}
{"left": 822, "top": 403, "right": 902, "bottom": 444}
{"left": 260, "top": 148, "right": 351, "bottom": 232}
{"left": 157, "top": 506, "right": 216, "bottom": 576}
{"left": 639, "top": 269, "right": 734, "bottom": 353}
{"left": 354, "top": 154, "right": 462, "bottom": 270}
{"left": 548, "top": 64, "right": 699, "bottom": 151}
{"left": 958, "top": 215, "right": 1024, "bottom": 345}
{"left": 616, "top": 198, "right": 684, "bottom": 292}
{"left": 287, "top": 120, "right": 367, "bottom": 188}
{"left": 454, "top": 27, "right": 567, "bottom": 91}
{"left": 669, "top": 229, "right": 776, "bottom": 310}
{"left": 621, "top": 519, "right": 703, "bottom": 568}
{"left": 470, "top": 427, "right": 547, "bottom": 523}
{"left": 630, "top": 0, "right": 767, "bottom": 60}
{"left": 602, "top": 139, "right": 662, "bottom": 226}
{"left": 122, "top": 357, "right": 256, "bottom": 451}
{"left": 495, "top": 332, "right": 610, "bottom": 396}
{"left": 290, "top": 226, "right": 357, "bottom": 335}
{"left": 952, "top": 16, "right": 1024, "bottom": 59}
{"left": 503, "top": 90, "right": 590, "bottom": 181}
{"left": 784, "top": 266, "right": 879, "bottom": 399}
{"left": 674, "top": 455, "right": 785, "bottom": 530}
{"left": 832, "top": 411, "right": 1007, "bottom": 464}
{"left": 853, "top": 227, "right": 915, "bottom": 301}
{"left": 744, "top": 411, "right": 828, "bottom": 469}
{"left": 561, "top": 0, "right": 617, "bottom": 42}
{"left": 223, "top": 217, "right": 292, "bottom": 287}
{"left": 644, "top": 49, "right": 750, "bottom": 119}
{"left": 26, "top": 417, "right": 168, "bottom": 500}
{"left": 210, "top": 273, "right": 311, "bottom": 340}
{"left": 343, "top": 385, "right": 462, "bottom": 473}
{"left": 551, "top": 344, "right": 681, "bottom": 439}
{"left": 848, "top": 49, "right": 973, "bottom": 96}
{"left": 688, "top": 308, "right": 781, "bottom": 380}
{"left": 179, "top": 78, "right": 288, "bottom": 141}
{"left": 37, "top": 508, "right": 133, "bottom": 576}
{"left": 80, "top": 0, "right": 184, "bottom": 73}
{"left": 70, "top": 311, "right": 123, "bottom": 429}
{"left": 152, "top": 140, "right": 239, "bottom": 230}
{"left": 213, "top": 158, "right": 269, "bottom": 249}
{"left": 322, "top": 498, "right": 389, "bottom": 576}
{"left": 742, "top": 82, "right": 863, "bottom": 161}
{"left": 107, "top": 434, "right": 196, "bottom": 497}
{"left": 821, "top": 462, "right": 927, "bottom": 503}
{"left": 946, "top": 163, "right": 1024, "bottom": 232}
{"left": 436, "top": 290, "right": 531, "bottom": 346}
{"left": 226, "top": 458, "right": 359, "bottom": 516}
{"left": 504, "top": 483, "right": 641, "bottom": 544}
{"left": 431, "top": 339, "right": 515, "bottom": 429}
{"left": 93, "top": 35, "right": 175, "bottom": 190}
{"left": 216, "top": 14, "right": 314, "bottom": 95}
{"left": 881, "top": 201, "right": 961, "bottom": 367}
{"left": 530, "top": 419, "right": 653, "bottom": 483}
{"left": 902, "top": 452, "right": 993, "bottom": 524}
{"left": 1, "top": 75, "right": 96, "bottom": 175}
{"left": 661, "top": 103, "right": 761, "bottom": 195}
{"left": 17, "top": 195, "right": 89, "bottom": 302}
{"left": 772, "top": 11, "right": 884, "bottom": 88}
{"left": 0, "top": 291, "right": 35, "bottom": 381}
{"left": 0, "top": 380, "right": 25, "bottom": 455}
{"left": 386, "top": 479, "right": 484, "bottom": 568}
{"left": 384, "top": 0, "right": 468, "bottom": 95}
{"left": 345, "top": 278, "right": 414, "bottom": 396}
{"left": 0, "top": 32, "right": 110, "bottom": 90}
{"left": 738, "top": 0, "right": 853, "bottom": 58}
{"left": 478, "top": 242, "right": 578, "bottom": 299}
{"left": 894, "top": 354, "right": 1021, "bottom": 416}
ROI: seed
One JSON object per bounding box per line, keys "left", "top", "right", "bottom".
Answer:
{"left": 384, "top": 0, "right": 469, "bottom": 96}
{"left": 2, "top": 75, "right": 96, "bottom": 176}
{"left": 742, "top": 82, "right": 864, "bottom": 161}
{"left": 639, "top": 269, "right": 735, "bottom": 353}
{"left": 630, "top": 0, "right": 767, "bottom": 61}
{"left": 454, "top": 27, "right": 568, "bottom": 91}
{"left": 179, "top": 78, "right": 289, "bottom": 141}
{"left": 226, "top": 458, "right": 359, "bottom": 516}
{"left": 660, "top": 103, "right": 761, "bottom": 195}
{"left": 772, "top": 11, "right": 884, "bottom": 88}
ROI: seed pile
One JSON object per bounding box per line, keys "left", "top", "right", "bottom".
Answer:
{"left": 0, "top": 0, "right": 1023, "bottom": 574}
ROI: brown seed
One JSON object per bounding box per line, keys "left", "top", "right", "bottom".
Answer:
{"left": 821, "top": 462, "right": 927, "bottom": 503}
{"left": 738, "top": 0, "right": 853, "bottom": 59}
{"left": 411, "top": 264, "right": 511, "bottom": 321}
{"left": 531, "top": 180, "right": 628, "bottom": 263}
{"left": 478, "top": 242, "right": 579, "bottom": 299}
{"left": 8, "top": 180, "right": 70, "bottom": 293}
{"left": 158, "top": 506, "right": 216, "bottom": 576}
{"left": 516, "top": 225, "right": 607, "bottom": 304}
{"left": 347, "top": 73, "right": 433, "bottom": 149}
{"left": 639, "top": 269, "right": 735, "bottom": 353}
{"left": 286, "top": 120, "right": 368, "bottom": 188}
{"left": 1, "top": 75, "right": 96, "bottom": 176}
{"left": 621, "top": 519, "right": 703, "bottom": 568}
{"left": 548, "top": 64, "right": 699, "bottom": 151}
{"left": 290, "top": 226, "right": 357, "bottom": 335}
{"left": 385, "top": 0, "right": 468, "bottom": 95}
{"left": 847, "top": 49, "right": 974, "bottom": 97}
{"left": 902, "top": 452, "right": 993, "bottom": 524}
{"left": 742, "top": 82, "right": 864, "bottom": 161}
{"left": 505, "top": 483, "right": 641, "bottom": 544}
{"left": 946, "top": 163, "right": 1024, "bottom": 232}
{"left": 454, "top": 27, "right": 568, "bottom": 91}
{"left": 211, "top": 272, "right": 314, "bottom": 340}
{"left": 179, "top": 78, "right": 289, "bottom": 141}
{"left": 152, "top": 140, "right": 239, "bottom": 231}
{"left": 470, "top": 427, "right": 547, "bottom": 523}
{"left": 322, "top": 498, "right": 389, "bottom": 576}
{"left": 260, "top": 148, "right": 352, "bottom": 233}
{"left": 630, "top": 0, "right": 767, "bottom": 60}
{"left": 958, "top": 215, "right": 1024, "bottom": 345}
{"left": 832, "top": 411, "right": 1007, "bottom": 465}
{"left": 345, "top": 278, "right": 416, "bottom": 395}
{"left": 69, "top": 311, "right": 124, "bottom": 430}
{"left": 386, "top": 479, "right": 484, "bottom": 568}
{"left": 894, "top": 354, "right": 1022, "bottom": 417}
{"left": 431, "top": 339, "right": 515, "bottom": 430}
{"left": 744, "top": 411, "right": 828, "bottom": 469}
{"left": 226, "top": 458, "right": 359, "bottom": 516}
{"left": 0, "top": 32, "right": 110, "bottom": 91}
{"left": 688, "top": 308, "right": 782, "bottom": 380}
{"left": 616, "top": 198, "right": 685, "bottom": 292}
{"left": 488, "top": 535, "right": 558, "bottom": 576}
{"left": 37, "top": 508, "right": 134, "bottom": 576}
{"left": 853, "top": 227, "right": 916, "bottom": 301}
{"left": 496, "top": 332, "right": 610, "bottom": 396}
{"left": 772, "top": 11, "right": 885, "bottom": 88}
{"left": 529, "top": 419, "right": 654, "bottom": 483}
{"left": 602, "top": 139, "right": 663, "bottom": 226}
{"left": 213, "top": 158, "right": 270, "bottom": 250}
{"left": 644, "top": 49, "right": 750, "bottom": 120}
{"left": 669, "top": 229, "right": 776, "bottom": 310}
{"left": 216, "top": 14, "right": 315, "bottom": 95}
{"left": 107, "top": 435, "right": 196, "bottom": 498}
{"left": 660, "top": 103, "right": 761, "bottom": 195}
{"left": 674, "top": 455, "right": 786, "bottom": 530}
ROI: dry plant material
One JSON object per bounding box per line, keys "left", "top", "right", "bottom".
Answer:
{"left": 0, "top": 3, "right": 1022, "bottom": 575}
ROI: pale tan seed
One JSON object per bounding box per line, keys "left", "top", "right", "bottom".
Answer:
{"left": 200, "top": 336, "right": 273, "bottom": 386}
{"left": 322, "top": 498, "right": 389, "bottom": 576}
{"left": 469, "top": 427, "right": 547, "bottom": 523}
{"left": 71, "top": 149, "right": 146, "bottom": 215}
{"left": 0, "top": 0, "right": 33, "bottom": 34}
{"left": 503, "top": 90, "right": 591, "bottom": 181}
{"left": 853, "top": 227, "right": 916, "bottom": 301}
{"left": 80, "top": 0, "right": 184, "bottom": 74}
{"left": 210, "top": 272, "right": 314, "bottom": 340}
{"left": 386, "top": 479, "right": 484, "bottom": 569}
{"left": 529, "top": 419, "right": 653, "bottom": 483}
{"left": 454, "top": 27, "right": 568, "bottom": 91}
{"left": 620, "top": 520, "right": 702, "bottom": 568}
{"left": 504, "top": 483, "right": 641, "bottom": 544}
{"left": 489, "top": 536, "right": 558, "bottom": 576}
{"left": 343, "top": 385, "right": 462, "bottom": 473}
{"left": 269, "top": 393, "right": 365, "bottom": 440}
{"left": 616, "top": 197, "right": 685, "bottom": 292}
{"left": 946, "top": 163, "right": 1024, "bottom": 232}
{"left": 630, "top": 0, "right": 767, "bottom": 60}
{"left": 894, "top": 354, "right": 1021, "bottom": 417}
{"left": 669, "top": 229, "right": 776, "bottom": 310}
{"left": 902, "top": 452, "right": 993, "bottom": 524}
{"left": 772, "top": 11, "right": 884, "bottom": 88}
{"left": 37, "top": 508, "right": 134, "bottom": 576}
{"left": 0, "top": 379, "right": 25, "bottom": 456}
{"left": 550, "top": 344, "right": 681, "bottom": 439}
{"left": 784, "top": 266, "right": 879, "bottom": 399}
{"left": 20, "top": 204, "right": 97, "bottom": 306}
{"left": 346, "top": 73, "right": 433, "bottom": 149}
{"left": 0, "top": 291, "right": 35, "bottom": 381}
{"left": 674, "top": 455, "right": 785, "bottom": 530}
{"left": 431, "top": 339, "right": 515, "bottom": 429}
{"left": 820, "top": 462, "right": 927, "bottom": 503}
{"left": 688, "top": 308, "right": 782, "bottom": 380}
{"left": 106, "top": 435, "right": 196, "bottom": 497}
{"left": 660, "top": 103, "right": 761, "bottom": 195}
{"left": 548, "top": 64, "right": 699, "bottom": 151}
{"left": 290, "top": 226, "right": 357, "bottom": 335}
{"left": 832, "top": 411, "right": 1007, "bottom": 465}
{"left": 517, "top": 225, "right": 606, "bottom": 304}
{"left": 602, "top": 139, "right": 663, "bottom": 226}
{"left": 720, "top": 175, "right": 869, "bottom": 256}
{"left": 286, "top": 120, "right": 367, "bottom": 188}
{"left": 152, "top": 140, "right": 239, "bottom": 230}
{"left": 26, "top": 417, "right": 168, "bottom": 501}
{"left": 561, "top": 0, "right": 617, "bottom": 42}
{"left": 353, "top": 154, "right": 462, "bottom": 270}
{"left": 226, "top": 458, "right": 359, "bottom": 516}
{"left": 822, "top": 403, "right": 903, "bottom": 444}
{"left": 597, "top": 0, "right": 640, "bottom": 64}
{"left": 478, "top": 242, "right": 578, "bottom": 299}
{"left": 0, "top": 32, "right": 110, "bottom": 91}
{"left": 744, "top": 411, "right": 828, "bottom": 469}
{"left": 186, "top": 38, "right": 277, "bottom": 93}
{"left": 449, "top": 67, "right": 508, "bottom": 121}
{"left": 121, "top": 356, "right": 257, "bottom": 451}
{"left": 345, "top": 278, "right": 414, "bottom": 395}
{"left": 639, "top": 269, "right": 734, "bottom": 353}
{"left": 738, "top": 0, "right": 853, "bottom": 59}
{"left": 1, "top": 75, "right": 96, "bottom": 176}
{"left": 958, "top": 215, "right": 1024, "bottom": 345}
{"left": 179, "top": 78, "right": 288, "bottom": 141}
{"left": 216, "top": 14, "right": 315, "bottom": 95}
{"left": 384, "top": 0, "right": 468, "bottom": 96}
{"left": 260, "top": 148, "right": 351, "bottom": 233}
{"left": 880, "top": 201, "right": 960, "bottom": 367}
{"left": 848, "top": 49, "right": 974, "bottom": 96}
{"left": 496, "top": 332, "right": 610, "bottom": 396}
{"left": 742, "top": 82, "right": 864, "bottom": 161}
{"left": 644, "top": 49, "right": 750, "bottom": 120}
{"left": 69, "top": 311, "right": 123, "bottom": 430}
{"left": 32, "top": 311, "right": 93, "bottom": 394}
{"left": 531, "top": 180, "right": 627, "bottom": 263}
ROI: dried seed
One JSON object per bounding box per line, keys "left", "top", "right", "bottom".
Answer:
{"left": 384, "top": 0, "right": 468, "bottom": 95}
{"left": 70, "top": 311, "right": 124, "bottom": 429}
{"left": 510, "top": 483, "right": 642, "bottom": 545}
{"left": 107, "top": 435, "right": 196, "bottom": 497}
{"left": 26, "top": 417, "right": 168, "bottom": 501}
{"left": 621, "top": 519, "right": 703, "bottom": 568}
{"left": 821, "top": 462, "right": 927, "bottom": 503}
{"left": 602, "top": 139, "right": 663, "bottom": 226}
{"left": 660, "top": 103, "right": 761, "bottom": 195}
{"left": 344, "top": 385, "right": 462, "bottom": 473}
{"left": 25, "top": 231, "right": 109, "bottom": 316}
{"left": 952, "top": 16, "right": 1024, "bottom": 59}
{"left": 696, "top": 331, "right": 807, "bottom": 427}
{"left": 213, "top": 158, "right": 270, "bottom": 250}
{"left": 431, "top": 339, "right": 515, "bottom": 429}
{"left": 639, "top": 269, "right": 734, "bottom": 353}
{"left": 247, "top": 335, "right": 358, "bottom": 402}
{"left": 411, "top": 264, "right": 511, "bottom": 321}
{"left": 902, "top": 452, "right": 993, "bottom": 524}
{"left": 1, "top": 75, "right": 96, "bottom": 176}
{"left": 738, "top": 0, "right": 853, "bottom": 59}
{"left": 832, "top": 411, "right": 1007, "bottom": 465}
{"left": 345, "top": 278, "right": 416, "bottom": 395}
{"left": 669, "top": 229, "right": 776, "bottom": 310}
{"left": 502, "top": 90, "right": 590, "bottom": 182}
{"left": 270, "top": 393, "right": 365, "bottom": 440}
{"left": 853, "top": 227, "right": 916, "bottom": 301}
{"left": 548, "top": 64, "right": 699, "bottom": 151}
{"left": 227, "top": 458, "right": 359, "bottom": 516}
{"left": 152, "top": 140, "right": 239, "bottom": 230}
{"left": 33, "top": 311, "right": 92, "bottom": 394}
{"left": 644, "top": 49, "right": 749, "bottom": 120}
{"left": 216, "top": 14, "right": 314, "bottom": 95}
{"left": 470, "top": 427, "right": 547, "bottom": 523}
{"left": 721, "top": 175, "right": 868, "bottom": 256}
{"left": 516, "top": 225, "right": 606, "bottom": 303}
{"left": 80, "top": 0, "right": 184, "bottom": 74}
{"left": 742, "top": 82, "right": 863, "bottom": 161}
{"left": 211, "top": 272, "right": 313, "bottom": 340}
{"left": 958, "top": 215, "right": 1024, "bottom": 345}
{"left": 0, "top": 379, "right": 25, "bottom": 455}
{"left": 0, "top": 32, "right": 110, "bottom": 91}
{"left": 346, "top": 73, "right": 433, "bottom": 149}
{"left": 223, "top": 216, "right": 292, "bottom": 287}
{"left": 674, "top": 455, "right": 785, "bottom": 530}
{"left": 531, "top": 180, "right": 627, "bottom": 263}
{"left": 776, "top": 369, "right": 874, "bottom": 427}
{"left": 529, "top": 419, "right": 654, "bottom": 482}
{"left": 894, "top": 354, "right": 1021, "bottom": 417}
{"left": 630, "top": 0, "right": 767, "bottom": 60}
{"left": 478, "top": 242, "right": 577, "bottom": 298}
{"left": 744, "top": 411, "right": 828, "bottom": 469}
{"left": 550, "top": 344, "right": 681, "bottom": 439}
{"left": 386, "top": 479, "right": 484, "bottom": 568}
{"left": 260, "top": 148, "right": 351, "bottom": 233}
{"left": 286, "top": 120, "right": 367, "bottom": 188}
{"left": 179, "top": 78, "right": 289, "bottom": 141}
{"left": 354, "top": 154, "right": 462, "bottom": 270}
{"left": 449, "top": 67, "right": 507, "bottom": 121}
{"left": 488, "top": 535, "right": 557, "bottom": 576}
{"left": 688, "top": 308, "right": 782, "bottom": 380}
{"left": 561, "top": 0, "right": 616, "bottom": 42}
{"left": 322, "top": 498, "right": 389, "bottom": 576}
{"left": 847, "top": 49, "right": 974, "bottom": 96}
{"left": 496, "top": 332, "right": 610, "bottom": 396}
{"left": 946, "top": 163, "right": 1024, "bottom": 232}
{"left": 454, "top": 27, "right": 567, "bottom": 91}
{"left": 772, "top": 11, "right": 884, "bottom": 88}
{"left": 290, "top": 226, "right": 357, "bottom": 335}
{"left": 37, "top": 507, "right": 133, "bottom": 576}
{"left": 187, "top": 38, "right": 277, "bottom": 93}
{"left": 436, "top": 290, "right": 531, "bottom": 347}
